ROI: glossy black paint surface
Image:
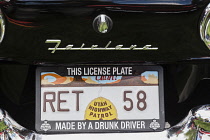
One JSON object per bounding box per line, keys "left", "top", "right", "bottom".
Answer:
{"left": 0, "top": 0, "right": 209, "bottom": 64}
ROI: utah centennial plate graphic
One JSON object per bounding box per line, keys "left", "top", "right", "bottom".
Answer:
{"left": 36, "top": 65, "right": 164, "bottom": 133}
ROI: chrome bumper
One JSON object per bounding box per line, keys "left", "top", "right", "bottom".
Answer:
{"left": 1, "top": 105, "right": 210, "bottom": 140}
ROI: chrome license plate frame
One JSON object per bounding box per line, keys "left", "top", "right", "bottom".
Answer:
{"left": 36, "top": 64, "right": 164, "bottom": 133}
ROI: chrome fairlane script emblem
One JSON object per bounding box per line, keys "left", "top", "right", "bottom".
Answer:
{"left": 46, "top": 39, "right": 158, "bottom": 53}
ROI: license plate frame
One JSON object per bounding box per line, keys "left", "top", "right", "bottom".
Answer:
{"left": 36, "top": 64, "right": 165, "bottom": 133}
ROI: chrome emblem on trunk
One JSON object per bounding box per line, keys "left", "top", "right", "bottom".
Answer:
{"left": 93, "top": 14, "right": 113, "bottom": 33}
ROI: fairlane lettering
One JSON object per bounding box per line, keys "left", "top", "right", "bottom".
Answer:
{"left": 46, "top": 39, "right": 158, "bottom": 53}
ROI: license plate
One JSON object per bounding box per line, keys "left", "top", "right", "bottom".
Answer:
{"left": 36, "top": 65, "right": 164, "bottom": 133}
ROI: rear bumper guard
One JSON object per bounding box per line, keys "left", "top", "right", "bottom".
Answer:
{"left": 1, "top": 105, "right": 210, "bottom": 140}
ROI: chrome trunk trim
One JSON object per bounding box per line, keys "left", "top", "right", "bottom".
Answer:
{"left": 0, "top": 9, "right": 5, "bottom": 44}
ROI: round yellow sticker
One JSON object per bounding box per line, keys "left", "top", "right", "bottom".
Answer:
{"left": 85, "top": 97, "right": 118, "bottom": 120}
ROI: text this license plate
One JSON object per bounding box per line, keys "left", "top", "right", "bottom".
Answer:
{"left": 36, "top": 65, "right": 164, "bottom": 133}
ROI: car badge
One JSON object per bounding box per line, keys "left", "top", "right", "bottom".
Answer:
{"left": 93, "top": 14, "right": 113, "bottom": 33}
